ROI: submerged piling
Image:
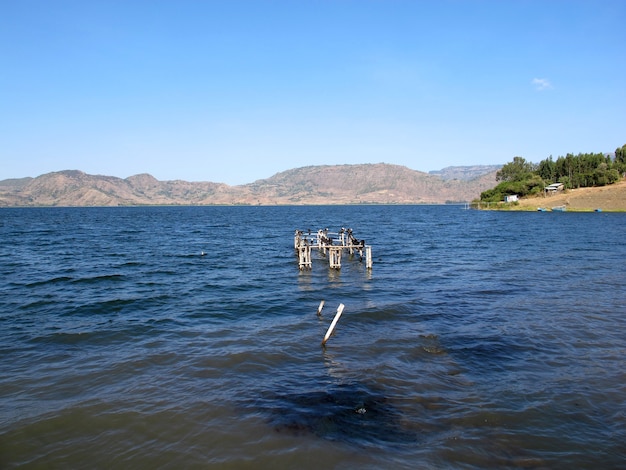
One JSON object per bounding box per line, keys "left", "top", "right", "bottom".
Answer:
{"left": 317, "top": 300, "right": 325, "bottom": 317}
{"left": 322, "top": 303, "right": 345, "bottom": 346}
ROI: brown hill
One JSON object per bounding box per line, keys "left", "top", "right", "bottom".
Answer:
{"left": 0, "top": 164, "right": 499, "bottom": 207}
{"left": 0, "top": 170, "right": 234, "bottom": 206}
{"left": 429, "top": 165, "right": 502, "bottom": 181}
{"left": 244, "top": 164, "right": 496, "bottom": 204}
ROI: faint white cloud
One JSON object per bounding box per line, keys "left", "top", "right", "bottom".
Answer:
{"left": 532, "top": 78, "right": 553, "bottom": 91}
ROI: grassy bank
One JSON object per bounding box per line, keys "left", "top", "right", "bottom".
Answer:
{"left": 474, "top": 179, "right": 626, "bottom": 212}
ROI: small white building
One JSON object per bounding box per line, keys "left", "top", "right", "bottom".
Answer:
{"left": 545, "top": 183, "right": 564, "bottom": 194}
{"left": 504, "top": 194, "right": 518, "bottom": 203}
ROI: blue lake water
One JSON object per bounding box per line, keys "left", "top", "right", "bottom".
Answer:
{"left": 1, "top": 205, "right": 624, "bottom": 469}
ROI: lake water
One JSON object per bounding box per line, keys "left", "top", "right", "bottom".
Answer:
{"left": 1, "top": 205, "right": 624, "bottom": 469}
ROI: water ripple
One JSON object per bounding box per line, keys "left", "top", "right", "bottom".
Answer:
{"left": 1, "top": 206, "right": 625, "bottom": 468}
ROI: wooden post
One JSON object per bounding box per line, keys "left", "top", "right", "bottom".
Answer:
{"left": 317, "top": 300, "right": 325, "bottom": 316}
{"left": 306, "top": 245, "right": 312, "bottom": 269}
{"left": 294, "top": 230, "right": 301, "bottom": 250}
{"left": 317, "top": 229, "right": 327, "bottom": 254}
{"left": 347, "top": 230, "right": 354, "bottom": 255}
{"left": 365, "top": 245, "right": 372, "bottom": 269}
{"left": 298, "top": 244, "right": 312, "bottom": 270}
{"left": 322, "top": 303, "right": 345, "bottom": 346}
{"left": 329, "top": 246, "right": 342, "bottom": 269}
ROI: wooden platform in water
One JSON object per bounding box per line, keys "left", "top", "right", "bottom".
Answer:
{"left": 294, "top": 228, "right": 372, "bottom": 270}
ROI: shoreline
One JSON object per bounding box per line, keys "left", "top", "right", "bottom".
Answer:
{"left": 478, "top": 179, "right": 626, "bottom": 212}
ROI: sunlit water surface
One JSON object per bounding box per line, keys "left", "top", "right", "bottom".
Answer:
{"left": 1, "top": 206, "right": 624, "bottom": 469}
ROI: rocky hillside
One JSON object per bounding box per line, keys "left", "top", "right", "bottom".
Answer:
{"left": 0, "top": 164, "right": 499, "bottom": 206}
{"left": 0, "top": 171, "right": 231, "bottom": 206}
{"left": 429, "top": 165, "right": 502, "bottom": 181}
{"left": 243, "top": 164, "right": 497, "bottom": 204}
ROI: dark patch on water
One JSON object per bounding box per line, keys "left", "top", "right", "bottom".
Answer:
{"left": 256, "top": 383, "right": 418, "bottom": 448}
{"left": 448, "top": 336, "right": 530, "bottom": 375}
{"left": 420, "top": 333, "right": 446, "bottom": 355}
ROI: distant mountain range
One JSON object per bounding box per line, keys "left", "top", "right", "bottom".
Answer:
{"left": 0, "top": 164, "right": 500, "bottom": 206}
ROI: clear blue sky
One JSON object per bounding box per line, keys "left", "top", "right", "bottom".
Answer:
{"left": 2, "top": 0, "right": 624, "bottom": 185}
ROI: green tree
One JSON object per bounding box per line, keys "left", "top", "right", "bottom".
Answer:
{"left": 555, "top": 154, "right": 575, "bottom": 188}
{"left": 536, "top": 156, "right": 556, "bottom": 182}
{"left": 481, "top": 146, "right": 624, "bottom": 203}
{"left": 496, "top": 156, "right": 536, "bottom": 182}
{"left": 615, "top": 144, "right": 626, "bottom": 174}
{"left": 480, "top": 174, "right": 544, "bottom": 202}
{"left": 615, "top": 144, "right": 626, "bottom": 164}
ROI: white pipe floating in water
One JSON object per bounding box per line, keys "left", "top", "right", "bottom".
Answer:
{"left": 317, "top": 300, "right": 325, "bottom": 317}
{"left": 322, "top": 303, "right": 345, "bottom": 346}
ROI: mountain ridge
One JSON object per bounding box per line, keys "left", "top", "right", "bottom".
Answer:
{"left": 0, "top": 164, "right": 500, "bottom": 207}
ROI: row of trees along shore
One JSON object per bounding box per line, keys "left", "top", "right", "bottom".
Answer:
{"left": 480, "top": 144, "right": 626, "bottom": 203}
